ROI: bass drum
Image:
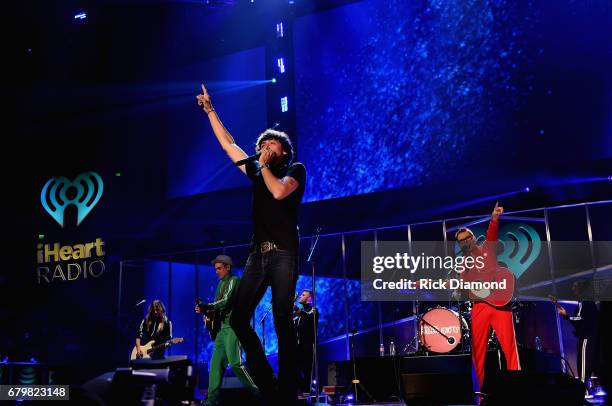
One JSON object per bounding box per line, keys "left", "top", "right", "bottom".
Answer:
{"left": 418, "top": 307, "right": 468, "bottom": 353}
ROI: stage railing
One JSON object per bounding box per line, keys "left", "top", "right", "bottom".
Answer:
{"left": 117, "top": 199, "right": 611, "bottom": 386}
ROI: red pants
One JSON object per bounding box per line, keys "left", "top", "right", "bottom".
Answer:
{"left": 471, "top": 302, "right": 521, "bottom": 390}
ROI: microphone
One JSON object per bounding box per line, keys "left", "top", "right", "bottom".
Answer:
{"left": 292, "top": 293, "right": 301, "bottom": 312}
{"left": 235, "top": 153, "right": 261, "bottom": 166}
{"left": 134, "top": 299, "right": 146, "bottom": 307}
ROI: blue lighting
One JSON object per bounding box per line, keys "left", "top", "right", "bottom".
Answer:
{"left": 74, "top": 12, "right": 87, "bottom": 20}
{"left": 347, "top": 394, "right": 354, "bottom": 400}
{"left": 271, "top": 78, "right": 277, "bottom": 84}
{"left": 423, "top": 187, "right": 534, "bottom": 218}
{"left": 277, "top": 57, "right": 285, "bottom": 74}
{"left": 281, "top": 96, "right": 288, "bottom": 112}
{"left": 276, "top": 22, "right": 284, "bottom": 38}
{"left": 140, "top": 259, "right": 360, "bottom": 366}
{"left": 539, "top": 175, "right": 612, "bottom": 186}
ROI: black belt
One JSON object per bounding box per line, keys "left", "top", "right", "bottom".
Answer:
{"left": 253, "top": 241, "right": 279, "bottom": 254}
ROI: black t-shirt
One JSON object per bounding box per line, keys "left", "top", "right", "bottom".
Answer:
{"left": 294, "top": 304, "right": 318, "bottom": 348}
{"left": 136, "top": 318, "right": 172, "bottom": 359}
{"left": 245, "top": 161, "right": 306, "bottom": 251}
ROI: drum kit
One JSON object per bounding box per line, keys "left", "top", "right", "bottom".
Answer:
{"left": 404, "top": 299, "right": 525, "bottom": 355}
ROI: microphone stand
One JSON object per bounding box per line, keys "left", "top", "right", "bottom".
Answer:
{"left": 349, "top": 328, "right": 375, "bottom": 403}
{"left": 129, "top": 300, "right": 146, "bottom": 360}
{"left": 260, "top": 304, "right": 272, "bottom": 353}
{"left": 306, "top": 227, "right": 322, "bottom": 401}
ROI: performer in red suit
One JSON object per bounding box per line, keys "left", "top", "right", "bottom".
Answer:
{"left": 455, "top": 203, "right": 520, "bottom": 403}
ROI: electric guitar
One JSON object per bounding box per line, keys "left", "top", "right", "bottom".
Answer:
{"left": 462, "top": 266, "right": 515, "bottom": 307}
{"left": 196, "top": 298, "right": 222, "bottom": 340}
{"left": 130, "top": 337, "right": 183, "bottom": 360}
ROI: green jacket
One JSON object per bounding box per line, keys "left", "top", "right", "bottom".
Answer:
{"left": 210, "top": 274, "right": 239, "bottom": 327}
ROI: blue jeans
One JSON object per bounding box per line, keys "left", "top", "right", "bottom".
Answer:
{"left": 229, "top": 250, "right": 298, "bottom": 404}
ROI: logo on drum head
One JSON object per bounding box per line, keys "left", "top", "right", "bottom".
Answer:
{"left": 41, "top": 172, "right": 104, "bottom": 227}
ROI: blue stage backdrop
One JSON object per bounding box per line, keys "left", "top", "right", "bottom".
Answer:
{"left": 142, "top": 260, "right": 360, "bottom": 366}
{"left": 294, "top": 0, "right": 612, "bottom": 202}
{"left": 294, "top": 0, "right": 530, "bottom": 201}
{"left": 166, "top": 47, "right": 268, "bottom": 198}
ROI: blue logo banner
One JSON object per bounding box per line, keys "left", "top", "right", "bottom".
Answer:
{"left": 41, "top": 172, "right": 104, "bottom": 227}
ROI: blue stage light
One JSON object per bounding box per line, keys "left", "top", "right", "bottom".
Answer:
{"left": 524, "top": 187, "right": 530, "bottom": 192}
{"left": 281, "top": 97, "right": 288, "bottom": 112}
{"left": 608, "top": 175, "right": 612, "bottom": 181}
{"left": 277, "top": 57, "right": 285, "bottom": 74}
{"left": 276, "top": 22, "right": 284, "bottom": 38}
{"left": 271, "top": 78, "right": 277, "bottom": 83}
{"left": 74, "top": 12, "right": 87, "bottom": 20}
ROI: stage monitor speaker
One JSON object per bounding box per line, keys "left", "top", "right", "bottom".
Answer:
{"left": 129, "top": 355, "right": 190, "bottom": 369}
{"left": 485, "top": 371, "right": 585, "bottom": 405}
{"left": 72, "top": 370, "right": 155, "bottom": 406}
{"left": 329, "top": 354, "right": 474, "bottom": 402}
{"left": 401, "top": 372, "right": 474, "bottom": 405}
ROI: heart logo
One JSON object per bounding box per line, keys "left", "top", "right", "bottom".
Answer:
{"left": 41, "top": 172, "right": 104, "bottom": 227}
{"left": 454, "top": 222, "right": 542, "bottom": 279}
{"left": 496, "top": 223, "right": 542, "bottom": 279}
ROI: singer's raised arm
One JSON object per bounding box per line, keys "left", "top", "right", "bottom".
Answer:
{"left": 196, "top": 84, "right": 249, "bottom": 175}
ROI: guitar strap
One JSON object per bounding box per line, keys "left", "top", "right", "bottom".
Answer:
{"left": 216, "top": 277, "right": 231, "bottom": 302}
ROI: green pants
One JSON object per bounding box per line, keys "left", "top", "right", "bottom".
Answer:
{"left": 207, "top": 326, "right": 258, "bottom": 405}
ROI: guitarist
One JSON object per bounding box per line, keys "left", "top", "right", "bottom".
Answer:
{"left": 455, "top": 203, "right": 520, "bottom": 402}
{"left": 195, "top": 255, "right": 258, "bottom": 406}
{"left": 135, "top": 300, "right": 173, "bottom": 359}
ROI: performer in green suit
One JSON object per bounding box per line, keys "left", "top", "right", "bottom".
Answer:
{"left": 196, "top": 254, "right": 258, "bottom": 406}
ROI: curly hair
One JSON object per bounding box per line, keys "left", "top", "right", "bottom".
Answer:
{"left": 255, "top": 129, "right": 294, "bottom": 166}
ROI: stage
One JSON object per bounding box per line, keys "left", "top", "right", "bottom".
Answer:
{"left": 7, "top": 0, "right": 612, "bottom": 405}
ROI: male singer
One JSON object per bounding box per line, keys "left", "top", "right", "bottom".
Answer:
{"left": 197, "top": 84, "right": 306, "bottom": 405}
